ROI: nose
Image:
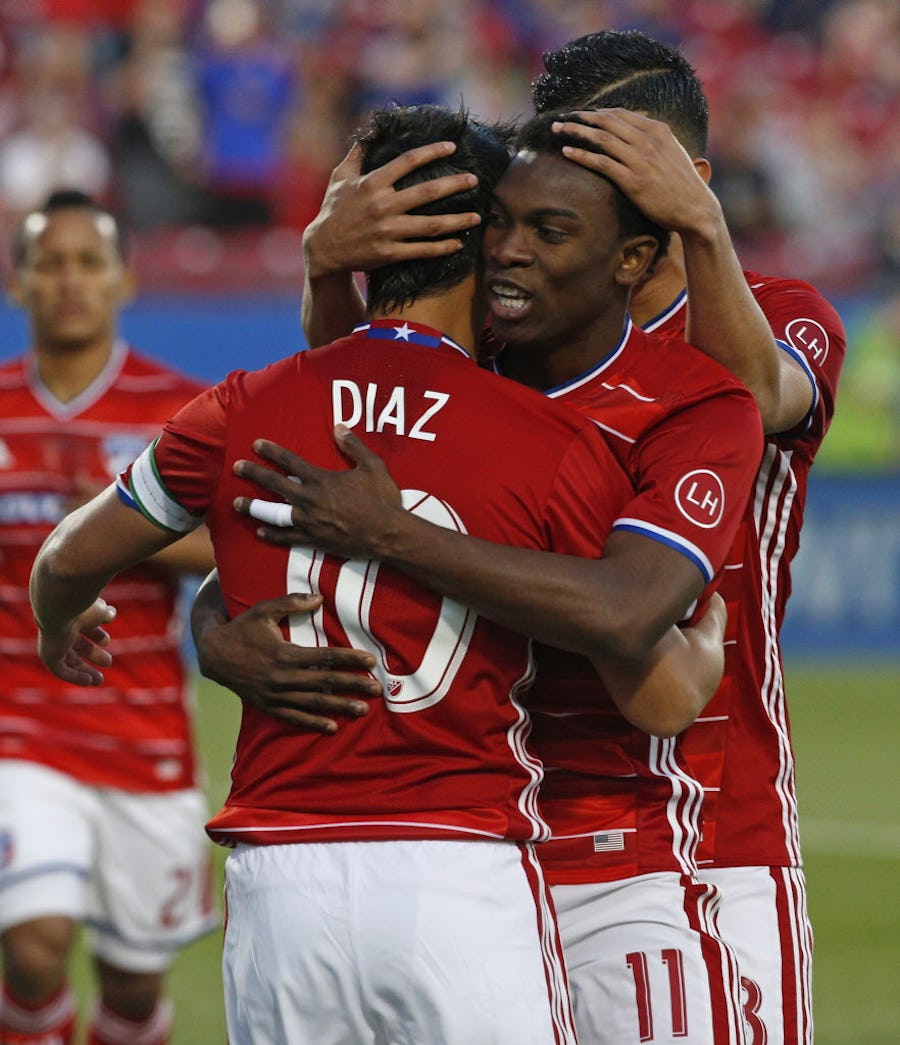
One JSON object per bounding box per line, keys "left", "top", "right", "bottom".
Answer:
{"left": 485, "top": 224, "right": 532, "bottom": 269}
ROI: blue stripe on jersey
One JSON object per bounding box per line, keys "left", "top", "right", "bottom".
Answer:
{"left": 611, "top": 519, "right": 715, "bottom": 582}
{"left": 365, "top": 324, "right": 441, "bottom": 348}
{"left": 776, "top": 338, "right": 819, "bottom": 432}
{"left": 641, "top": 289, "right": 687, "bottom": 333}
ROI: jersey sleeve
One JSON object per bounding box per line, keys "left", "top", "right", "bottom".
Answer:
{"left": 751, "top": 275, "right": 846, "bottom": 440}
{"left": 116, "top": 379, "right": 233, "bottom": 531}
{"left": 543, "top": 423, "right": 632, "bottom": 558}
{"left": 611, "top": 388, "right": 763, "bottom": 584}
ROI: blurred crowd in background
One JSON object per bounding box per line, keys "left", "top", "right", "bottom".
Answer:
{"left": 0, "top": 0, "right": 896, "bottom": 468}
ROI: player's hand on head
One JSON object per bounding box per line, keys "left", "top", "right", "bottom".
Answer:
{"left": 233, "top": 429, "right": 403, "bottom": 559}
{"left": 36, "top": 597, "right": 116, "bottom": 686}
{"left": 196, "top": 592, "right": 380, "bottom": 734}
{"left": 551, "top": 108, "right": 717, "bottom": 234}
{"left": 303, "top": 140, "right": 481, "bottom": 277}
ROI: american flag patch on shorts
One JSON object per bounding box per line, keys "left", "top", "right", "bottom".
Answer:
{"left": 592, "top": 831, "right": 625, "bottom": 852}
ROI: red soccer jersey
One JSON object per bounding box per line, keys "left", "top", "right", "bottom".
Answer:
{"left": 645, "top": 271, "right": 846, "bottom": 868}
{"left": 490, "top": 319, "right": 765, "bottom": 884}
{"left": 119, "top": 320, "right": 634, "bottom": 848}
{"left": 0, "top": 343, "right": 207, "bottom": 791}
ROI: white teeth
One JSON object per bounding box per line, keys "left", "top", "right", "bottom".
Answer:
{"left": 493, "top": 288, "right": 527, "bottom": 310}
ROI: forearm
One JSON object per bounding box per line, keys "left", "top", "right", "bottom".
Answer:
{"left": 301, "top": 210, "right": 366, "bottom": 349}
{"left": 370, "top": 510, "right": 692, "bottom": 661}
{"left": 30, "top": 523, "right": 116, "bottom": 633}
{"left": 191, "top": 568, "right": 228, "bottom": 652}
{"left": 596, "top": 622, "right": 722, "bottom": 738}
{"left": 147, "top": 525, "right": 214, "bottom": 577}
{"left": 679, "top": 206, "right": 809, "bottom": 433}
{"left": 31, "top": 486, "right": 177, "bottom": 632}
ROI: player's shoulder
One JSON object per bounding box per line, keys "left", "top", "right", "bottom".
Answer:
{"left": 0, "top": 354, "right": 26, "bottom": 388}
{"left": 626, "top": 325, "right": 753, "bottom": 400}
{"left": 119, "top": 345, "right": 208, "bottom": 397}
{"left": 743, "top": 269, "right": 844, "bottom": 324}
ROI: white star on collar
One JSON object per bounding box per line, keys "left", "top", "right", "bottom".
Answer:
{"left": 393, "top": 323, "right": 414, "bottom": 340}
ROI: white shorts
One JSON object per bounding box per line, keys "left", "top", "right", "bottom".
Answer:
{"left": 222, "top": 839, "right": 578, "bottom": 1045}
{"left": 0, "top": 760, "right": 218, "bottom": 973}
{"left": 552, "top": 872, "right": 745, "bottom": 1045}
{"left": 697, "top": 865, "right": 813, "bottom": 1045}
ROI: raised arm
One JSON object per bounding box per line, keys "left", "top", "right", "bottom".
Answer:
{"left": 552, "top": 108, "right": 813, "bottom": 433}
{"left": 301, "top": 141, "right": 483, "bottom": 347}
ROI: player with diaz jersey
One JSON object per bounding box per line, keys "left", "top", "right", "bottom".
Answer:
{"left": 216, "top": 111, "right": 764, "bottom": 1044}
{"left": 0, "top": 192, "right": 215, "bottom": 1045}
{"left": 30, "top": 104, "right": 733, "bottom": 1045}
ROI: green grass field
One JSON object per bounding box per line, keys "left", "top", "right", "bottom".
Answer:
{"left": 58, "top": 661, "right": 900, "bottom": 1042}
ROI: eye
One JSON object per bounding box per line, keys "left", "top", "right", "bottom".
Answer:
{"left": 537, "top": 226, "right": 567, "bottom": 244}
{"left": 485, "top": 209, "right": 507, "bottom": 228}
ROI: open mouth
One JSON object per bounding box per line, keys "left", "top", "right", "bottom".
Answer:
{"left": 488, "top": 282, "right": 531, "bottom": 321}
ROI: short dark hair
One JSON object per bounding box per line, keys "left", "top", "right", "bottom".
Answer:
{"left": 531, "top": 30, "right": 709, "bottom": 157}
{"left": 358, "top": 103, "right": 515, "bottom": 313}
{"left": 12, "top": 189, "right": 127, "bottom": 268}
{"left": 516, "top": 110, "right": 671, "bottom": 261}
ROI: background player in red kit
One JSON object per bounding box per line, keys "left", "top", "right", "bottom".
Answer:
{"left": 0, "top": 192, "right": 216, "bottom": 1045}
{"left": 200, "top": 110, "right": 764, "bottom": 1043}
{"left": 29, "top": 104, "right": 730, "bottom": 1045}
{"left": 227, "top": 30, "right": 845, "bottom": 1045}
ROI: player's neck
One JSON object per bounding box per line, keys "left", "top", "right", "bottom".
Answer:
{"left": 629, "top": 235, "right": 688, "bottom": 329}
{"left": 33, "top": 337, "right": 115, "bottom": 403}
{"left": 373, "top": 278, "right": 481, "bottom": 359}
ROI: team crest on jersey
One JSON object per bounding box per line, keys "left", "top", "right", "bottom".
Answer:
{"left": 387, "top": 678, "right": 403, "bottom": 697}
{"left": 785, "top": 318, "right": 829, "bottom": 366}
{"left": 675, "top": 469, "right": 725, "bottom": 528}
{"left": 0, "top": 437, "right": 13, "bottom": 469}
{"left": 102, "top": 434, "right": 151, "bottom": 478}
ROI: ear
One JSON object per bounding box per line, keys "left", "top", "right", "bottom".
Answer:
{"left": 616, "top": 236, "right": 660, "bottom": 288}
{"left": 694, "top": 156, "right": 712, "bottom": 185}
{"left": 118, "top": 266, "right": 138, "bottom": 307}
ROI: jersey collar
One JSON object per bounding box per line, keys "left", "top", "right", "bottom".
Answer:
{"left": 353, "top": 320, "right": 471, "bottom": 360}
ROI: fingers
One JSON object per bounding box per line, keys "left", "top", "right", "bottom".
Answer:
{"left": 249, "top": 679, "right": 378, "bottom": 734}
{"left": 73, "top": 634, "right": 113, "bottom": 667}
{"left": 233, "top": 458, "right": 303, "bottom": 500}
{"left": 333, "top": 425, "right": 380, "bottom": 468}
{"left": 246, "top": 498, "right": 294, "bottom": 528}
{"left": 252, "top": 439, "right": 320, "bottom": 480}
{"left": 377, "top": 140, "right": 459, "bottom": 183}
{"left": 250, "top": 592, "right": 324, "bottom": 620}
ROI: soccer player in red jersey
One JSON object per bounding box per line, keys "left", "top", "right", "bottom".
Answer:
{"left": 29, "top": 104, "right": 731, "bottom": 1045}
{"left": 241, "top": 31, "right": 844, "bottom": 1045}
{"left": 199, "top": 109, "right": 765, "bottom": 1043}
{"left": 0, "top": 192, "right": 216, "bottom": 1045}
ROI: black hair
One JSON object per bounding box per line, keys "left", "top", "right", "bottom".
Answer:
{"left": 12, "top": 189, "right": 127, "bottom": 268}
{"left": 516, "top": 110, "right": 671, "bottom": 261}
{"left": 532, "top": 30, "right": 709, "bottom": 157}
{"left": 358, "top": 103, "right": 515, "bottom": 313}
